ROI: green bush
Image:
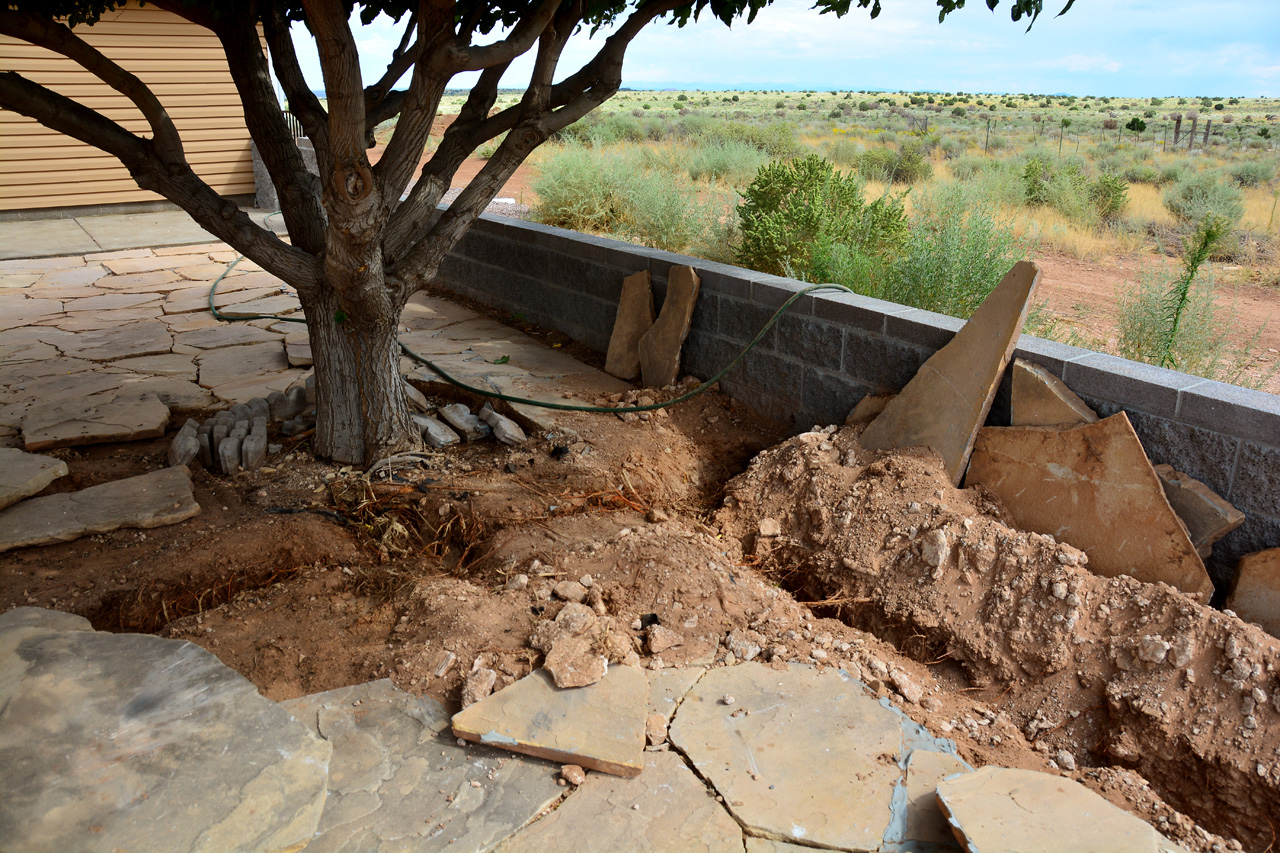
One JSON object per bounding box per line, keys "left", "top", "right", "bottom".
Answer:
{"left": 1228, "top": 160, "right": 1275, "bottom": 188}
{"left": 951, "top": 106, "right": 967, "bottom": 118}
{"left": 1090, "top": 172, "right": 1129, "bottom": 220}
{"left": 735, "top": 154, "right": 907, "bottom": 279}
{"left": 856, "top": 141, "right": 933, "bottom": 184}
{"left": 1122, "top": 164, "right": 1161, "bottom": 184}
{"left": 1162, "top": 172, "right": 1245, "bottom": 225}
{"left": 683, "top": 139, "right": 769, "bottom": 185}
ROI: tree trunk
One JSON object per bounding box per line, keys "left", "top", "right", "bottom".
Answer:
{"left": 302, "top": 283, "right": 420, "bottom": 465}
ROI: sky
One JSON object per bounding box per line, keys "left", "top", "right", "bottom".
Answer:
{"left": 290, "top": 0, "right": 1280, "bottom": 98}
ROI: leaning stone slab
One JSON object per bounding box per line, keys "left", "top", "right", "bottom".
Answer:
{"left": 22, "top": 390, "right": 170, "bottom": 452}
{"left": 412, "top": 413, "right": 461, "bottom": 448}
{"left": 0, "top": 608, "right": 330, "bottom": 853}
{"left": 1153, "top": 464, "right": 1245, "bottom": 559}
{"left": 669, "top": 662, "right": 957, "bottom": 852}
{"left": 604, "top": 270, "right": 656, "bottom": 381}
{"left": 479, "top": 403, "right": 528, "bottom": 446}
{"left": 1226, "top": 548, "right": 1280, "bottom": 638}
{"left": 638, "top": 266, "right": 701, "bottom": 389}
{"left": 452, "top": 666, "right": 648, "bottom": 778}
{"left": 496, "top": 750, "right": 742, "bottom": 853}
{"left": 1010, "top": 358, "right": 1098, "bottom": 427}
{"left": 861, "top": 261, "right": 1040, "bottom": 485}
{"left": 935, "top": 766, "right": 1189, "bottom": 853}
{"left": 281, "top": 679, "right": 562, "bottom": 853}
{"left": 0, "top": 447, "right": 67, "bottom": 510}
{"left": 966, "top": 413, "right": 1213, "bottom": 602}
{"left": 438, "top": 403, "right": 492, "bottom": 442}
{"left": 0, "top": 466, "right": 200, "bottom": 553}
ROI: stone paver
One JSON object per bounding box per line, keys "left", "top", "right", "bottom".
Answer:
{"left": 497, "top": 751, "right": 742, "bottom": 853}
{"left": 59, "top": 320, "right": 173, "bottom": 361}
{"left": 1010, "top": 357, "right": 1097, "bottom": 426}
{"left": 0, "top": 466, "right": 200, "bottom": 552}
{"left": 281, "top": 679, "right": 562, "bottom": 853}
{"left": 0, "top": 447, "right": 67, "bottom": 510}
{"left": 647, "top": 665, "right": 705, "bottom": 724}
{"left": 861, "top": 261, "right": 1040, "bottom": 485}
{"left": 0, "top": 607, "right": 330, "bottom": 852}
{"left": 1226, "top": 548, "right": 1280, "bottom": 637}
{"left": 22, "top": 389, "right": 170, "bottom": 451}
{"left": 638, "top": 265, "right": 701, "bottom": 389}
{"left": 605, "top": 270, "right": 655, "bottom": 381}
{"left": 197, "top": 341, "right": 289, "bottom": 388}
{"left": 1153, "top": 463, "right": 1245, "bottom": 559}
{"left": 966, "top": 413, "right": 1213, "bottom": 602}
{"left": 935, "top": 766, "right": 1189, "bottom": 853}
{"left": 0, "top": 219, "right": 98, "bottom": 260}
{"left": 452, "top": 666, "right": 649, "bottom": 777}
{"left": 175, "top": 324, "right": 282, "bottom": 350}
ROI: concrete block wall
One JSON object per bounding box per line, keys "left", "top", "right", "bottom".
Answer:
{"left": 438, "top": 214, "right": 1280, "bottom": 589}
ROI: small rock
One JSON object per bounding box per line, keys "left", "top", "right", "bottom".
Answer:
{"left": 810, "top": 648, "right": 828, "bottom": 661}
{"left": 478, "top": 403, "right": 527, "bottom": 446}
{"left": 645, "top": 624, "right": 682, "bottom": 654}
{"left": 555, "top": 602, "right": 597, "bottom": 636}
{"left": 890, "top": 669, "right": 924, "bottom": 704}
{"left": 402, "top": 379, "right": 429, "bottom": 413}
{"left": 412, "top": 413, "right": 461, "bottom": 448}
{"left": 1052, "top": 581, "right": 1068, "bottom": 600}
{"left": 920, "top": 529, "right": 949, "bottom": 568}
{"left": 462, "top": 667, "right": 498, "bottom": 708}
{"left": 721, "top": 695, "right": 735, "bottom": 706}
{"left": 646, "top": 507, "right": 670, "bottom": 523}
{"left": 506, "top": 573, "right": 529, "bottom": 591}
{"left": 1137, "top": 635, "right": 1171, "bottom": 664}
{"left": 758, "top": 518, "right": 782, "bottom": 538}
{"left": 553, "top": 580, "right": 588, "bottom": 603}
{"left": 1056, "top": 750, "right": 1077, "bottom": 772}
{"left": 561, "top": 765, "right": 586, "bottom": 787}
{"left": 646, "top": 713, "right": 668, "bottom": 746}
{"left": 725, "top": 628, "right": 763, "bottom": 662}
{"left": 438, "top": 403, "right": 491, "bottom": 442}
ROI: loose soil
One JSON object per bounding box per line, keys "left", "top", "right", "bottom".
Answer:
{"left": 3, "top": 303, "right": 1274, "bottom": 851}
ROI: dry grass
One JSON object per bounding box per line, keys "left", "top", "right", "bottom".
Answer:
{"left": 1242, "top": 186, "right": 1280, "bottom": 233}
{"left": 1006, "top": 206, "right": 1144, "bottom": 260}
{"left": 1123, "top": 183, "right": 1178, "bottom": 228}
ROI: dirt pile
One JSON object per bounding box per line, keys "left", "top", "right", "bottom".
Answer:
{"left": 715, "top": 424, "right": 1280, "bottom": 849}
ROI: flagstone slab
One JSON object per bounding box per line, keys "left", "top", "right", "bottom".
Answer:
{"left": 22, "top": 389, "right": 170, "bottom": 451}
{"left": 861, "top": 262, "right": 1040, "bottom": 485}
{"left": 966, "top": 413, "right": 1213, "bottom": 601}
{"left": 453, "top": 666, "right": 648, "bottom": 778}
{"left": 228, "top": 294, "right": 303, "bottom": 317}
{"left": 31, "top": 284, "right": 108, "bottom": 301}
{"left": 647, "top": 666, "right": 705, "bottom": 724}
{"left": 1226, "top": 548, "right": 1280, "bottom": 638}
{"left": 0, "top": 272, "right": 39, "bottom": 289}
{"left": 605, "top": 270, "right": 656, "bottom": 381}
{"left": 58, "top": 321, "right": 172, "bottom": 361}
{"left": 44, "top": 307, "right": 166, "bottom": 333}
{"left": 176, "top": 262, "right": 241, "bottom": 281}
{"left": 62, "top": 292, "right": 163, "bottom": 313}
{"left": 1153, "top": 463, "right": 1244, "bottom": 559}
{"left": 94, "top": 269, "right": 184, "bottom": 292}
{"left": 287, "top": 340, "right": 313, "bottom": 366}
{"left": 127, "top": 376, "right": 217, "bottom": 412}
{"left": 639, "top": 266, "right": 701, "bottom": 388}
{"left": 155, "top": 241, "right": 229, "bottom": 256}
{"left": 37, "top": 264, "right": 108, "bottom": 288}
{"left": 164, "top": 286, "right": 279, "bottom": 315}
{"left": 0, "top": 297, "right": 64, "bottom": 331}
{"left": 935, "top": 766, "right": 1189, "bottom": 853}
{"left": 746, "top": 840, "right": 818, "bottom": 853}
{"left": 0, "top": 466, "right": 199, "bottom": 552}
{"left": 209, "top": 369, "right": 306, "bottom": 404}
{"left": 113, "top": 352, "right": 198, "bottom": 378}
{"left": 899, "top": 750, "right": 970, "bottom": 849}
{"left": 176, "top": 324, "right": 282, "bottom": 350}
{"left": 1010, "top": 358, "right": 1098, "bottom": 427}
{"left": 0, "top": 448, "right": 68, "bottom": 510}
{"left": 281, "top": 679, "right": 562, "bottom": 853}
{"left": 669, "top": 662, "right": 956, "bottom": 852}
{"left": 0, "top": 608, "right": 330, "bottom": 853}
{"left": 496, "top": 750, "right": 742, "bottom": 853}
{"left": 197, "top": 341, "right": 289, "bottom": 389}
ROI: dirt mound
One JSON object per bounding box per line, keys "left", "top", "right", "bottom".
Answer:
{"left": 714, "top": 424, "right": 1280, "bottom": 849}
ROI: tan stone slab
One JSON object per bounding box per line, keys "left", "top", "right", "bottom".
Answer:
{"left": 0, "top": 297, "right": 63, "bottom": 331}
{"left": 903, "top": 750, "right": 970, "bottom": 848}
{"left": 669, "top": 662, "right": 904, "bottom": 851}
{"left": 1153, "top": 464, "right": 1245, "bottom": 559}
{"left": 287, "top": 340, "right": 313, "bottom": 367}
{"left": 1226, "top": 549, "right": 1280, "bottom": 638}
{"left": 176, "top": 262, "right": 242, "bottom": 281}
{"left": 43, "top": 307, "right": 164, "bottom": 333}
{"left": 175, "top": 324, "right": 282, "bottom": 350}
{"left": 1010, "top": 358, "right": 1098, "bottom": 427}
{"left": 452, "top": 666, "right": 648, "bottom": 778}
{"left": 153, "top": 241, "right": 228, "bottom": 256}
{"left": 0, "top": 340, "right": 60, "bottom": 364}
{"left": 164, "top": 285, "right": 279, "bottom": 315}
{"left": 0, "top": 607, "right": 328, "bottom": 851}
{"left": 127, "top": 376, "right": 217, "bottom": 412}
{"left": 36, "top": 264, "right": 108, "bottom": 287}
{"left": 846, "top": 393, "right": 894, "bottom": 424}
{"left": 22, "top": 389, "right": 170, "bottom": 451}
{"left": 197, "top": 340, "right": 288, "bottom": 388}
{"left": 746, "top": 840, "right": 817, "bottom": 853}
{"left": 0, "top": 448, "right": 67, "bottom": 511}
{"left": 209, "top": 369, "right": 306, "bottom": 404}
{"left": 164, "top": 313, "right": 225, "bottom": 334}
{"left": 0, "top": 466, "right": 200, "bottom": 552}
{"left": 62, "top": 291, "right": 163, "bottom": 313}
{"left": 0, "top": 254, "right": 86, "bottom": 272}
{"left": 113, "top": 352, "right": 198, "bottom": 378}
{"left": 647, "top": 666, "right": 705, "bottom": 724}
{"left": 31, "top": 284, "right": 108, "bottom": 300}
{"left": 228, "top": 294, "right": 303, "bottom": 317}
{"left": 0, "top": 273, "right": 39, "bottom": 289}
{"left": 93, "top": 269, "right": 185, "bottom": 292}
{"left": 497, "top": 750, "right": 743, "bottom": 853}
{"left": 0, "top": 361, "right": 125, "bottom": 400}
{"left": 83, "top": 247, "right": 152, "bottom": 261}
{"left": 102, "top": 254, "right": 188, "bottom": 275}
{"left": 605, "top": 270, "right": 656, "bottom": 381}
{"left": 861, "top": 261, "right": 1040, "bottom": 485}
{"left": 59, "top": 320, "right": 172, "bottom": 361}
{"left": 281, "top": 679, "right": 562, "bottom": 853}
{"left": 638, "top": 266, "right": 701, "bottom": 389}
{"left": 935, "top": 766, "right": 1189, "bottom": 853}
{"left": 435, "top": 317, "right": 518, "bottom": 343}
{"left": 966, "top": 413, "right": 1213, "bottom": 602}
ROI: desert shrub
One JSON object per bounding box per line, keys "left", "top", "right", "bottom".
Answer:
{"left": 701, "top": 120, "right": 802, "bottom": 158}
{"left": 1123, "top": 163, "right": 1161, "bottom": 184}
{"left": 1228, "top": 160, "right": 1275, "bottom": 188}
{"left": 683, "top": 139, "right": 769, "bottom": 185}
{"left": 1162, "top": 172, "right": 1245, "bottom": 225}
{"left": 938, "top": 137, "right": 961, "bottom": 158}
{"left": 532, "top": 144, "right": 635, "bottom": 232}
{"left": 1090, "top": 172, "right": 1130, "bottom": 220}
{"left": 823, "top": 137, "right": 864, "bottom": 166}
{"left": 736, "top": 154, "right": 907, "bottom": 279}
{"left": 856, "top": 140, "right": 933, "bottom": 184}
{"left": 948, "top": 155, "right": 988, "bottom": 181}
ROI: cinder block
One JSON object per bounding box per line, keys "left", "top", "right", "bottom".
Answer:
{"left": 1178, "top": 379, "right": 1280, "bottom": 446}
{"left": 725, "top": 349, "right": 804, "bottom": 411}
{"left": 1062, "top": 353, "right": 1202, "bottom": 419}
{"left": 689, "top": 291, "right": 719, "bottom": 335}
{"left": 841, "top": 332, "right": 930, "bottom": 394}
{"left": 1125, "top": 410, "right": 1240, "bottom": 501}
{"left": 681, "top": 332, "right": 737, "bottom": 382}
{"left": 802, "top": 366, "right": 872, "bottom": 427}
{"left": 691, "top": 262, "right": 753, "bottom": 300}
{"left": 750, "top": 275, "right": 816, "bottom": 314}
{"left": 774, "top": 314, "right": 844, "bottom": 372}
{"left": 1230, "top": 441, "right": 1280, "bottom": 518}
{"left": 717, "top": 296, "right": 778, "bottom": 350}
{"left": 811, "top": 289, "right": 906, "bottom": 334}
{"left": 884, "top": 308, "right": 963, "bottom": 352}
{"left": 1010, "top": 334, "right": 1094, "bottom": 379}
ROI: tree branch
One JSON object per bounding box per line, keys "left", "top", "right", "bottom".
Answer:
{"left": 0, "top": 10, "right": 184, "bottom": 163}
{"left": 263, "top": 5, "right": 332, "bottom": 176}
{"left": 446, "top": 0, "right": 563, "bottom": 72}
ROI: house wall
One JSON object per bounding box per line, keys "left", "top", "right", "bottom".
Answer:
{"left": 0, "top": 3, "right": 258, "bottom": 211}
{"left": 437, "top": 213, "right": 1280, "bottom": 591}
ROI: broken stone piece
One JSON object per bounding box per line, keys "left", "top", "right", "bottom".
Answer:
{"left": 638, "top": 266, "right": 701, "bottom": 389}
{"left": 22, "top": 390, "right": 171, "bottom": 452}
{"left": 725, "top": 628, "right": 764, "bottom": 662}
{"left": 861, "top": 261, "right": 1040, "bottom": 485}
{"left": 645, "top": 712, "right": 669, "bottom": 746}
{"left": 452, "top": 666, "right": 648, "bottom": 778}
{"left": 479, "top": 403, "right": 528, "bottom": 446}
{"left": 218, "top": 435, "right": 242, "bottom": 474}
{"left": 899, "top": 750, "right": 970, "bottom": 847}
{"left": 544, "top": 634, "right": 607, "bottom": 688}
{"left": 412, "top": 413, "right": 461, "bottom": 448}
{"left": 966, "top": 413, "right": 1213, "bottom": 602}
{"left": 1225, "top": 549, "right": 1280, "bottom": 639}
{"left": 555, "top": 602, "right": 598, "bottom": 636}
{"left": 462, "top": 666, "right": 499, "bottom": 708}
{"left": 645, "top": 623, "right": 682, "bottom": 654}
{"left": 241, "top": 432, "right": 267, "bottom": 471}
{"left": 554, "top": 580, "right": 588, "bottom": 603}
{"left": 1153, "top": 464, "right": 1245, "bottom": 559}
{"left": 845, "top": 394, "right": 895, "bottom": 425}
{"left": 402, "top": 378, "right": 429, "bottom": 413}
{"left": 0, "top": 466, "right": 200, "bottom": 553}
{"left": 758, "top": 517, "right": 782, "bottom": 538}
{"left": 1010, "top": 358, "right": 1098, "bottom": 427}
{"left": 604, "top": 270, "right": 656, "bottom": 382}
{"left": 560, "top": 765, "right": 586, "bottom": 787}
{"left": 438, "top": 403, "right": 491, "bottom": 442}
{"left": 168, "top": 422, "right": 199, "bottom": 468}
{"left": 0, "top": 447, "right": 67, "bottom": 511}
{"left": 935, "top": 766, "right": 1189, "bottom": 853}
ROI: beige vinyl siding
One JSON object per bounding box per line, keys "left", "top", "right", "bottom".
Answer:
{"left": 0, "top": 4, "right": 263, "bottom": 210}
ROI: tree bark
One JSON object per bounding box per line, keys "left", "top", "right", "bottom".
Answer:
{"left": 302, "top": 283, "right": 419, "bottom": 465}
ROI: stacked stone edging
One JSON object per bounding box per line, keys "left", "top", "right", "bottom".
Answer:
{"left": 436, "top": 213, "right": 1280, "bottom": 585}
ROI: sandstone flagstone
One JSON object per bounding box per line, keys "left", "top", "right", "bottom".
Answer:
{"left": 935, "top": 766, "right": 1189, "bottom": 853}
{"left": 898, "top": 750, "right": 970, "bottom": 849}
{"left": 22, "top": 389, "right": 170, "bottom": 451}
{"left": 452, "top": 666, "right": 648, "bottom": 777}
{"left": 966, "top": 413, "right": 1213, "bottom": 602}
{"left": 1010, "top": 358, "right": 1098, "bottom": 427}
{"left": 197, "top": 340, "right": 289, "bottom": 388}
{"left": 496, "top": 750, "right": 742, "bottom": 853}
{"left": 175, "top": 324, "right": 282, "bottom": 349}
{"left": 647, "top": 666, "right": 705, "bottom": 724}
{"left": 861, "top": 262, "right": 1040, "bottom": 485}
{"left": 43, "top": 307, "right": 165, "bottom": 333}
{"left": 113, "top": 352, "right": 198, "bottom": 378}
{"left": 1225, "top": 548, "right": 1280, "bottom": 638}
{"left": 605, "top": 270, "right": 656, "bottom": 381}
{"left": 638, "top": 266, "right": 701, "bottom": 389}
{"left": 0, "top": 607, "right": 330, "bottom": 853}
{"left": 0, "top": 297, "right": 63, "bottom": 331}
{"left": 281, "top": 679, "right": 561, "bottom": 853}
{"left": 59, "top": 320, "right": 172, "bottom": 361}
{"left": 0, "top": 466, "right": 200, "bottom": 552}
{"left": 746, "top": 840, "right": 821, "bottom": 853}
{"left": 0, "top": 447, "right": 67, "bottom": 510}
{"left": 1153, "top": 464, "right": 1245, "bottom": 559}
{"left": 62, "top": 291, "right": 162, "bottom": 312}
